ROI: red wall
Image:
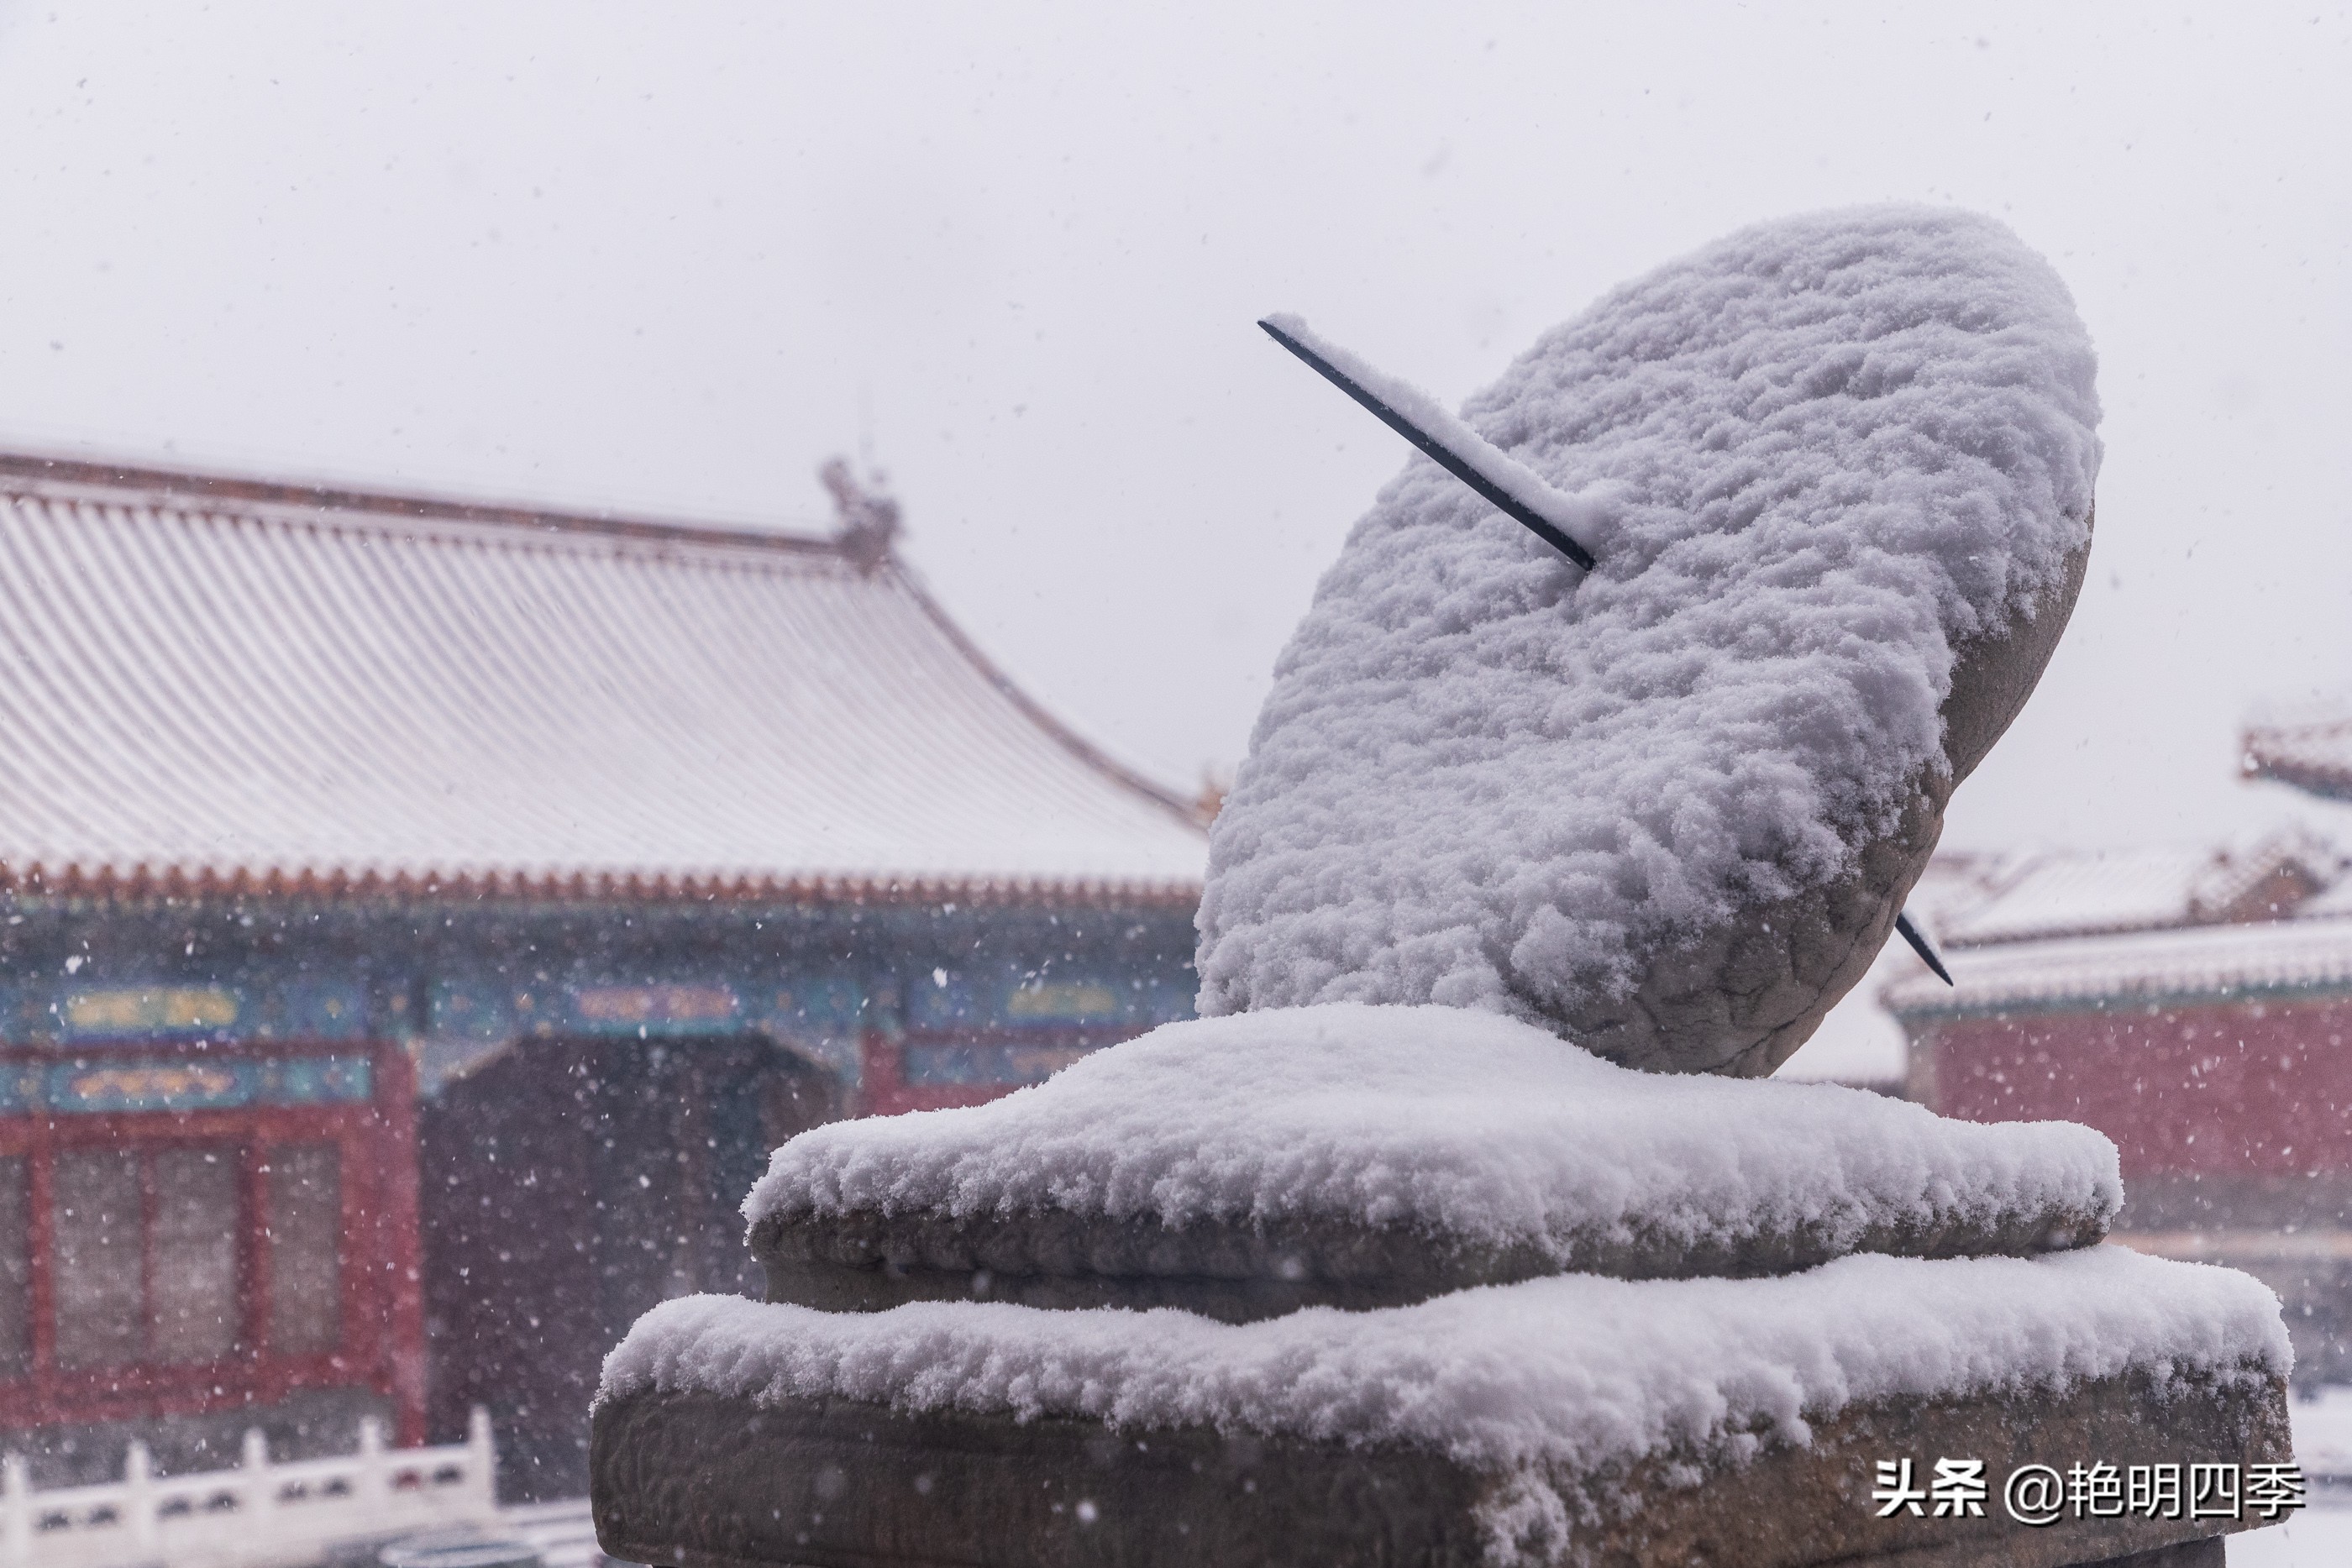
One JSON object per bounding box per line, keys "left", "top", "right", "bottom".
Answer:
{"left": 857, "top": 1027, "right": 1147, "bottom": 1119}
{"left": 1923, "top": 997, "right": 2352, "bottom": 1177}
{"left": 857, "top": 1031, "right": 1012, "bottom": 1119}
{"left": 0, "top": 1039, "right": 426, "bottom": 1445}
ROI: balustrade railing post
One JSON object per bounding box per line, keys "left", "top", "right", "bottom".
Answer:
{"left": 2, "top": 1454, "right": 29, "bottom": 1566}
{"left": 358, "top": 1414, "right": 389, "bottom": 1523}
{"left": 1, "top": 1415, "right": 501, "bottom": 1563}
{"left": 125, "top": 1440, "right": 159, "bottom": 1557}
{"left": 242, "top": 1428, "right": 276, "bottom": 1531}
{"left": 466, "top": 1405, "right": 495, "bottom": 1513}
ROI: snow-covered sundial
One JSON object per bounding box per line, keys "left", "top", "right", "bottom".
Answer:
{"left": 588, "top": 208, "right": 2292, "bottom": 1568}
{"left": 1212, "top": 207, "right": 2098, "bottom": 1077}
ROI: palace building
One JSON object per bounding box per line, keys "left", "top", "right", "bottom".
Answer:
{"left": 1888, "top": 813, "right": 2352, "bottom": 1384}
{"left": 0, "top": 452, "right": 1207, "bottom": 1493}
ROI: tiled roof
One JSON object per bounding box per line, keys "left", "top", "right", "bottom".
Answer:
{"left": 2290, "top": 874, "right": 2352, "bottom": 922}
{"left": 0, "top": 453, "right": 1207, "bottom": 903}
{"left": 1885, "top": 915, "right": 2352, "bottom": 1017}
{"left": 1924, "top": 831, "right": 2348, "bottom": 948}
{"left": 2244, "top": 714, "right": 2352, "bottom": 803}
{"left": 1932, "top": 847, "right": 2213, "bottom": 946}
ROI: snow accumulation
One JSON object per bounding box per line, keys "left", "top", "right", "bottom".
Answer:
{"left": 745, "top": 1005, "right": 2118, "bottom": 1261}
{"left": 1200, "top": 206, "right": 2101, "bottom": 1047}
{"left": 602, "top": 1248, "right": 2284, "bottom": 1475}
{"left": 0, "top": 471, "right": 1211, "bottom": 897}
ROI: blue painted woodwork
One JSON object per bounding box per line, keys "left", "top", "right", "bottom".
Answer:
{"left": 0, "top": 894, "right": 1200, "bottom": 1102}
{"left": 0, "top": 1054, "right": 371, "bottom": 1114}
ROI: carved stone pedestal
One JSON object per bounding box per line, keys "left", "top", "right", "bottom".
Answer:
{"left": 591, "top": 1009, "right": 2293, "bottom": 1568}
{"left": 592, "top": 1366, "right": 2286, "bottom": 1568}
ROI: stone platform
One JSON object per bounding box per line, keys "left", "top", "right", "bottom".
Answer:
{"left": 595, "top": 1009, "right": 2289, "bottom": 1568}
{"left": 744, "top": 1005, "right": 2122, "bottom": 1323}
{"left": 592, "top": 1244, "right": 2292, "bottom": 1568}
{"left": 592, "top": 1368, "right": 2286, "bottom": 1568}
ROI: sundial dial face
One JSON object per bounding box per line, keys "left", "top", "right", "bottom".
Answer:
{"left": 1208, "top": 207, "right": 2098, "bottom": 1073}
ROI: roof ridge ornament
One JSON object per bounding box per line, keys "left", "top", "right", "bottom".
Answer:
{"left": 819, "top": 457, "right": 900, "bottom": 574}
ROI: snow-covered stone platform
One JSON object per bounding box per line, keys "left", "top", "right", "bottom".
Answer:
{"left": 745, "top": 1006, "right": 2121, "bottom": 1318}
{"left": 593, "top": 1249, "right": 2289, "bottom": 1567}
{"left": 593, "top": 1008, "right": 2289, "bottom": 1567}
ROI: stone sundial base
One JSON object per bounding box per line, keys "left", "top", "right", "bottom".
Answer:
{"left": 591, "top": 1009, "right": 2294, "bottom": 1568}
{"left": 591, "top": 1366, "right": 2284, "bottom": 1568}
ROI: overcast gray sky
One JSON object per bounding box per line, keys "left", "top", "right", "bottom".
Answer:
{"left": 3, "top": 2, "right": 2348, "bottom": 868}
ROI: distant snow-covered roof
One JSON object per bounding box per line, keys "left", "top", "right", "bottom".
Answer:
{"left": 1935, "top": 847, "right": 2221, "bottom": 946}
{"left": 0, "top": 452, "right": 1206, "bottom": 902}
{"left": 2244, "top": 713, "right": 2352, "bottom": 803}
{"left": 1929, "top": 830, "right": 2348, "bottom": 947}
{"left": 1886, "top": 916, "right": 2352, "bottom": 1017}
{"left": 2289, "top": 874, "right": 2352, "bottom": 923}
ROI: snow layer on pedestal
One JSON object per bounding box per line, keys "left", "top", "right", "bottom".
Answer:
{"left": 1199, "top": 205, "right": 2100, "bottom": 1025}
{"left": 601, "top": 1248, "right": 2283, "bottom": 1474}
{"left": 744, "top": 1004, "right": 2118, "bottom": 1257}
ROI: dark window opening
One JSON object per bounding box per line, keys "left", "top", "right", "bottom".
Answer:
{"left": 0, "top": 1158, "right": 31, "bottom": 1378}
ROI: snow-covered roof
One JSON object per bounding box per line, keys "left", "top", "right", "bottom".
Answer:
{"left": 2244, "top": 713, "right": 2352, "bottom": 803}
{"left": 0, "top": 452, "right": 1207, "bottom": 903}
{"left": 2290, "top": 873, "right": 2352, "bottom": 922}
{"left": 1886, "top": 915, "right": 2352, "bottom": 1017}
{"left": 1928, "top": 831, "right": 2348, "bottom": 947}
{"left": 1936, "top": 847, "right": 2222, "bottom": 945}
